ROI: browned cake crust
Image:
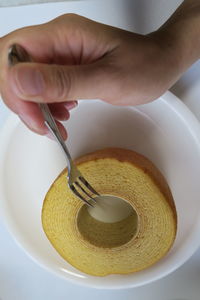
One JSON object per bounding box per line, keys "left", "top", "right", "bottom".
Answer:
{"left": 75, "top": 147, "right": 177, "bottom": 221}
{"left": 42, "top": 147, "right": 177, "bottom": 276}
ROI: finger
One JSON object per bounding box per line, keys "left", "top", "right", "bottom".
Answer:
{"left": 49, "top": 104, "right": 70, "bottom": 121}
{"left": 19, "top": 109, "right": 67, "bottom": 140}
{"left": 1, "top": 88, "right": 70, "bottom": 135}
{"left": 49, "top": 100, "right": 77, "bottom": 116}
{"left": 8, "top": 60, "right": 113, "bottom": 102}
{"left": 48, "top": 101, "right": 77, "bottom": 121}
{"left": 19, "top": 112, "right": 46, "bottom": 135}
{"left": 2, "top": 88, "right": 68, "bottom": 135}
{"left": 45, "top": 120, "right": 67, "bottom": 141}
{"left": 2, "top": 91, "right": 48, "bottom": 135}
{"left": 62, "top": 100, "right": 78, "bottom": 110}
{"left": 1, "top": 79, "right": 47, "bottom": 134}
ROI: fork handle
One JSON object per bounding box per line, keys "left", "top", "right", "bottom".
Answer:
{"left": 8, "top": 44, "right": 73, "bottom": 174}
{"left": 39, "top": 103, "right": 73, "bottom": 173}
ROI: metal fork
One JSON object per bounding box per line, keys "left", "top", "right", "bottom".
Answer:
{"left": 8, "top": 44, "right": 99, "bottom": 207}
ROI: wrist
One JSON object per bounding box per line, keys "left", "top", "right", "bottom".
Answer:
{"left": 160, "top": 24, "right": 200, "bottom": 66}
{"left": 151, "top": 1, "right": 200, "bottom": 73}
{"left": 146, "top": 29, "right": 185, "bottom": 86}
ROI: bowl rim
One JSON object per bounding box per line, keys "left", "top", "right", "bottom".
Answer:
{"left": 1, "top": 91, "right": 200, "bottom": 289}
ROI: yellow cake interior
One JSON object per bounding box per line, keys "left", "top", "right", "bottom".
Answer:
{"left": 42, "top": 148, "right": 177, "bottom": 276}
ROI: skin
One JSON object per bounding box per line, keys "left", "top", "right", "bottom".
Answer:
{"left": 0, "top": 0, "right": 200, "bottom": 139}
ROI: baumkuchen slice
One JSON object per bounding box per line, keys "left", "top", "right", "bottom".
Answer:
{"left": 42, "top": 148, "right": 177, "bottom": 276}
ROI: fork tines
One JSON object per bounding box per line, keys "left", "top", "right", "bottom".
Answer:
{"left": 70, "top": 176, "right": 99, "bottom": 207}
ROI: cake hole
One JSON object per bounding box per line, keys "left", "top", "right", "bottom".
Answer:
{"left": 88, "top": 195, "right": 135, "bottom": 223}
{"left": 77, "top": 195, "right": 139, "bottom": 248}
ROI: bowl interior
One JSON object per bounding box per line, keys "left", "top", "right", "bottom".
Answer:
{"left": 1, "top": 94, "right": 200, "bottom": 288}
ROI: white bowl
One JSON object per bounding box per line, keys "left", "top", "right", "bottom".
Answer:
{"left": 1, "top": 91, "right": 200, "bottom": 289}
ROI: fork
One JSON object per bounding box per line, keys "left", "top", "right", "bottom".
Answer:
{"left": 8, "top": 44, "right": 99, "bottom": 207}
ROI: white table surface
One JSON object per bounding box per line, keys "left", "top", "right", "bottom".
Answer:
{"left": 1, "top": 1, "right": 200, "bottom": 299}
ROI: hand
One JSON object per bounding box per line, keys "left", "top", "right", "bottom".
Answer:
{"left": 0, "top": 13, "right": 186, "bottom": 138}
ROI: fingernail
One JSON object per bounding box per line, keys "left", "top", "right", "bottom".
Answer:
{"left": 14, "top": 67, "right": 45, "bottom": 97}
{"left": 64, "top": 101, "right": 78, "bottom": 110}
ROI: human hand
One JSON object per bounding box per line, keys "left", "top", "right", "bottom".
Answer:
{"left": 0, "top": 14, "right": 183, "bottom": 138}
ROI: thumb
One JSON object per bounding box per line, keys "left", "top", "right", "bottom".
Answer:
{"left": 10, "top": 62, "right": 111, "bottom": 102}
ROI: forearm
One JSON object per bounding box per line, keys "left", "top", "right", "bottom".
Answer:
{"left": 154, "top": 0, "right": 200, "bottom": 72}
